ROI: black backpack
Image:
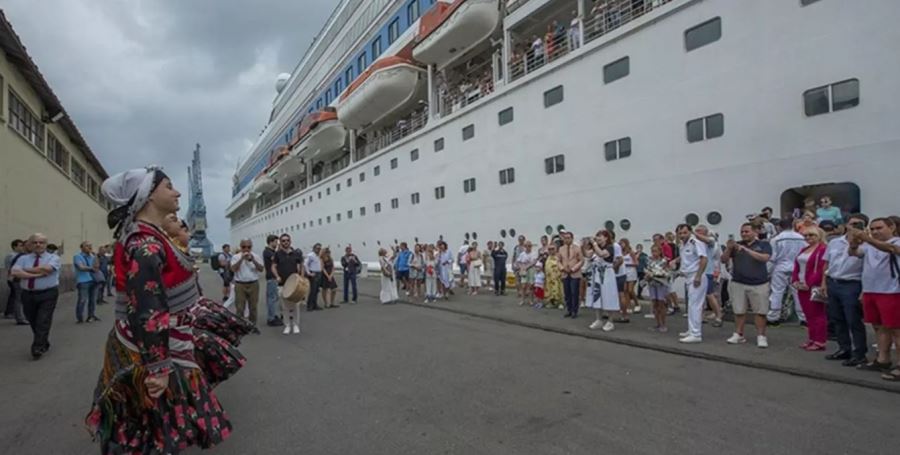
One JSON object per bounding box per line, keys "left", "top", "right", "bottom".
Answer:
{"left": 210, "top": 253, "right": 222, "bottom": 272}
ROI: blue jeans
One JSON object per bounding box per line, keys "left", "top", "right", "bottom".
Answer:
{"left": 76, "top": 282, "right": 97, "bottom": 321}
{"left": 563, "top": 276, "right": 581, "bottom": 316}
{"left": 826, "top": 278, "right": 866, "bottom": 358}
{"left": 343, "top": 272, "right": 358, "bottom": 302}
{"left": 266, "top": 279, "right": 280, "bottom": 322}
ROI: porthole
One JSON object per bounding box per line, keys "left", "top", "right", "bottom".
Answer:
{"left": 557, "top": 224, "right": 565, "bottom": 233}
{"left": 686, "top": 213, "right": 700, "bottom": 226}
{"left": 363, "top": 241, "right": 367, "bottom": 247}
{"left": 545, "top": 225, "right": 553, "bottom": 235}
{"left": 604, "top": 220, "right": 615, "bottom": 231}
{"left": 620, "top": 219, "right": 631, "bottom": 231}
{"left": 500, "top": 229, "right": 507, "bottom": 238}
{"left": 465, "top": 232, "right": 471, "bottom": 240}
{"left": 414, "top": 237, "right": 419, "bottom": 243}
{"left": 394, "top": 239, "right": 398, "bottom": 244}
{"left": 472, "top": 232, "right": 478, "bottom": 240}
{"left": 377, "top": 240, "right": 381, "bottom": 246}
{"left": 509, "top": 228, "right": 517, "bottom": 238}
{"left": 707, "top": 211, "right": 723, "bottom": 225}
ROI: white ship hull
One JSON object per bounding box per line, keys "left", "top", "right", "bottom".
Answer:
{"left": 230, "top": 0, "right": 900, "bottom": 262}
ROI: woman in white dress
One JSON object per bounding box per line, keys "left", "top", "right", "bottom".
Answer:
{"left": 620, "top": 238, "right": 640, "bottom": 313}
{"left": 378, "top": 248, "right": 399, "bottom": 304}
{"left": 587, "top": 230, "right": 621, "bottom": 332}
{"left": 466, "top": 245, "right": 483, "bottom": 295}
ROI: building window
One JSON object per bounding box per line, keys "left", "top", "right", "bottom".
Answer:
{"left": 360, "top": 206, "right": 367, "bottom": 216}
{"left": 686, "top": 113, "right": 724, "bottom": 142}
{"left": 498, "top": 107, "right": 514, "bottom": 126}
{"left": 71, "top": 159, "right": 87, "bottom": 188}
{"left": 410, "top": 148, "right": 419, "bottom": 161}
{"left": 499, "top": 167, "right": 515, "bottom": 185}
{"left": 388, "top": 19, "right": 400, "bottom": 44}
{"left": 604, "top": 137, "right": 632, "bottom": 161}
{"left": 371, "top": 37, "right": 382, "bottom": 59}
{"left": 391, "top": 198, "right": 399, "bottom": 209}
{"left": 357, "top": 53, "right": 367, "bottom": 73}
{"left": 347, "top": 177, "right": 352, "bottom": 187}
{"left": 411, "top": 192, "right": 420, "bottom": 205}
{"left": 603, "top": 56, "right": 630, "bottom": 84}
{"left": 347, "top": 210, "right": 353, "bottom": 219}
{"left": 47, "top": 133, "right": 70, "bottom": 174}
{"left": 374, "top": 165, "right": 381, "bottom": 176}
{"left": 434, "top": 137, "right": 444, "bottom": 152}
{"left": 434, "top": 186, "right": 445, "bottom": 200}
{"left": 359, "top": 171, "right": 366, "bottom": 182}
{"left": 8, "top": 89, "right": 45, "bottom": 151}
{"left": 685, "top": 17, "right": 721, "bottom": 52}
{"left": 375, "top": 202, "right": 382, "bottom": 213}
{"left": 463, "top": 178, "right": 476, "bottom": 194}
{"left": 544, "top": 155, "right": 565, "bottom": 174}
{"left": 407, "top": 0, "right": 420, "bottom": 24}
{"left": 543, "top": 85, "right": 564, "bottom": 108}
{"left": 462, "top": 124, "right": 475, "bottom": 141}
{"left": 390, "top": 157, "right": 398, "bottom": 169}
{"left": 804, "top": 79, "right": 859, "bottom": 117}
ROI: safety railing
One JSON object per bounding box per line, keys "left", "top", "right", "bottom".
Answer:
{"left": 583, "top": 0, "right": 672, "bottom": 44}
{"left": 509, "top": 22, "right": 580, "bottom": 82}
{"left": 438, "top": 78, "right": 495, "bottom": 117}
{"left": 355, "top": 108, "right": 429, "bottom": 161}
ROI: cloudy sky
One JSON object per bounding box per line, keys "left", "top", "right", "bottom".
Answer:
{"left": 4, "top": 0, "right": 333, "bottom": 248}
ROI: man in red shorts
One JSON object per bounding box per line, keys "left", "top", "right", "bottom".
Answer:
{"left": 848, "top": 217, "right": 900, "bottom": 381}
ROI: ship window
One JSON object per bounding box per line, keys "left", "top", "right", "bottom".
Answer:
{"left": 360, "top": 206, "right": 367, "bottom": 216}
{"left": 463, "top": 178, "right": 476, "bottom": 194}
{"left": 804, "top": 79, "right": 859, "bottom": 117}
{"left": 327, "top": 216, "right": 331, "bottom": 224}
{"left": 374, "top": 165, "right": 381, "bottom": 176}
{"left": 318, "top": 191, "right": 322, "bottom": 199}
{"left": 435, "top": 186, "right": 446, "bottom": 200}
{"left": 498, "top": 107, "right": 514, "bottom": 126}
{"left": 411, "top": 192, "right": 420, "bottom": 205}
{"left": 500, "top": 229, "right": 507, "bottom": 238}
{"left": 325, "top": 89, "right": 332, "bottom": 104}
{"left": 707, "top": 211, "right": 722, "bottom": 225}
{"left": 410, "top": 148, "right": 419, "bottom": 161}
{"left": 303, "top": 222, "right": 307, "bottom": 229}
{"left": 604, "top": 137, "right": 631, "bottom": 161}
{"left": 345, "top": 67, "right": 353, "bottom": 86}
{"left": 388, "top": 19, "right": 400, "bottom": 44}
{"left": 359, "top": 172, "right": 365, "bottom": 182}
{"left": 302, "top": 199, "right": 306, "bottom": 206}
{"left": 685, "top": 213, "right": 700, "bottom": 226}
{"left": 499, "top": 168, "right": 515, "bottom": 185}
{"left": 357, "top": 53, "right": 367, "bottom": 73}
{"left": 347, "top": 177, "right": 352, "bottom": 187}
{"left": 604, "top": 220, "right": 615, "bottom": 231}
{"left": 407, "top": 1, "right": 420, "bottom": 24}
{"left": 391, "top": 198, "right": 399, "bottom": 209}
{"left": 372, "top": 37, "right": 382, "bottom": 59}
{"left": 390, "top": 158, "right": 398, "bottom": 169}
{"left": 336, "top": 183, "right": 341, "bottom": 192}
{"left": 326, "top": 187, "right": 331, "bottom": 195}
{"left": 334, "top": 79, "right": 343, "bottom": 97}
{"left": 800, "top": 0, "right": 821, "bottom": 5}
{"left": 316, "top": 99, "right": 323, "bottom": 110}
{"left": 603, "top": 57, "right": 629, "bottom": 84}
{"left": 685, "top": 17, "right": 721, "bottom": 52}
{"left": 544, "top": 85, "right": 564, "bottom": 108}
{"left": 434, "top": 137, "right": 444, "bottom": 152}
{"left": 620, "top": 219, "right": 631, "bottom": 231}
{"left": 687, "top": 114, "right": 724, "bottom": 142}
{"left": 318, "top": 218, "right": 322, "bottom": 225}
{"left": 337, "top": 213, "right": 341, "bottom": 222}
{"left": 545, "top": 154, "right": 565, "bottom": 174}
{"left": 347, "top": 210, "right": 353, "bottom": 220}
{"left": 462, "top": 124, "right": 475, "bottom": 141}
{"left": 375, "top": 202, "right": 382, "bottom": 213}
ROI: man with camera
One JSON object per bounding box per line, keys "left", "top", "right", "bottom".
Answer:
{"left": 821, "top": 214, "right": 868, "bottom": 366}
{"left": 230, "top": 239, "right": 264, "bottom": 326}
{"left": 722, "top": 223, "right": 773, "bottom": 348}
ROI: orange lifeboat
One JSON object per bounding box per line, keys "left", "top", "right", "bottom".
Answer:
{"left": 413, "top": 0, "right": 500, "bottom": 68}
{"left": 336, "top": 56, "right": 426, "bottom": 130}
{"left": 289, "top": 108, "right": 347, "bottom": 160}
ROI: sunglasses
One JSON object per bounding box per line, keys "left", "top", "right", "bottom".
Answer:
{"left": 804, "top": 234, "right": 819, "bottom": 238}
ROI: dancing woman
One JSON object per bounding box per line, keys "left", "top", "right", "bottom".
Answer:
{"left": 85, "top": 167, "right": 239, "bottom": 454}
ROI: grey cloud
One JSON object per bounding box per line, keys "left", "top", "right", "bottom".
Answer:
{"left": 3, "top": 0, "right": 333, "bottom": 248}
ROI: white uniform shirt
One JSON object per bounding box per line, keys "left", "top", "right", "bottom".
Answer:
{"left": 769, "top": 230, "right": 806, "bottom": 274}
{"left": 679, "top": 236, "right": 708, "bottom": 274}
{"left": 859, "top": 238, "right": 900, "bottom": 294}
{"left": 823, "top": 235, "right": 862, "bottom": 281}
{"left": 230, "top": 252, "right": 263, "bottom": 282}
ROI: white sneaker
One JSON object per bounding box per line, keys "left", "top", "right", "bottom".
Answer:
{"left": 726, "top": 333, "right": 747, "bottom": 344}
{"left": 602, "top": 321, "right": 615, "bottom": 332}
{"left": 756, "top": 335, "right": 768, "bottom": 349}
{"left": 632, "top": 305, "right": 642, "bottom": 313}
{"left": 643, "top": 313, "right": 656, "bottom": 319}
{"left": 589, "top": 320, "right": 603, "bottom": 330}
{"left": 282, "top": 324, "right": 291, "bottom": 335}
{"left": 678, "top": 331, "right": 690, "bottom": 338}
{"left": 679, "top": 335, "right": 702, "bottom": 343}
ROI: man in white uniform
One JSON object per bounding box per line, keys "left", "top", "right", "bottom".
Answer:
{"left": 768, "top": 218, "right": 807, "bottom": 324}
{"left": 672, "top": 224, "right": 708, "bottom": 343}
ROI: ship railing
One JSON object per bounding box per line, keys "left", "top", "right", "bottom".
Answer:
{"left": 355, "top": 108, "right": 429, "bottom": 161}
{"left": 505, "top": 0, "right": 534, "bottom": 14}
{"left": 508, "top": 22, "right": 579, "bottom": 82}
{"left": 438, "top": 79, "right": 495, "bottom": 117}
{"left": 583, "top": 0, "right": 671, "bottom": 45}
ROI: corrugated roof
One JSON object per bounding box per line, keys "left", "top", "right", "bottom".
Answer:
{"left": 0, "top": 9, "right": 108, "bottom": 179}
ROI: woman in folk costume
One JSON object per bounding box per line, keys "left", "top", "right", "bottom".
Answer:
{"left": 85, "top": 167, "right": 245, "bottom": 454}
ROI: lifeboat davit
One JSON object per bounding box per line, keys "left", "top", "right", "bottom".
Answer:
{"left": 413, "top": 0, "right": 500, "bottom": 68}
{"left": 336, "top": 56, "right": 426, "bottom": 130}
{"left": 290, "top": 108, "right": 347, "bottom": 161}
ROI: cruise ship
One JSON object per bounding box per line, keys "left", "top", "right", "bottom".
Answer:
{"left": 226, "top": 0, "right": 900, "bottom": 260}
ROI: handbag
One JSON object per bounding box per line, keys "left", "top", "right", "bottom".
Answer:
{"left": 92, "top": 270, "right": 106, "bottom": 283}
{"left": 810, "top": 287, "right": 827, "bottom": 303}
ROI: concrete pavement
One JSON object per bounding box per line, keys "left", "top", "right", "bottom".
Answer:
{"left": 0, "top": 270, "right": 898, "bottom": 454}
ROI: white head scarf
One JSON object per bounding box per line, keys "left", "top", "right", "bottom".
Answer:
{"left": 102, "top": 166, "right": 167, "bottom": 241}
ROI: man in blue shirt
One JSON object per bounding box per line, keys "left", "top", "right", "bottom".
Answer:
{"left": 11, "top": 233, "right": 61, "bottom": 359}
{"left": 74, "top": 241, "right": 100, "bottom": 323}
{"left": 394, "top": 242, "right": 412, "bottom": 296}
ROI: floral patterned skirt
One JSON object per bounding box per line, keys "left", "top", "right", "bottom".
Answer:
{"left": 85, "top": 331, "right": 232, "bottom": 455}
